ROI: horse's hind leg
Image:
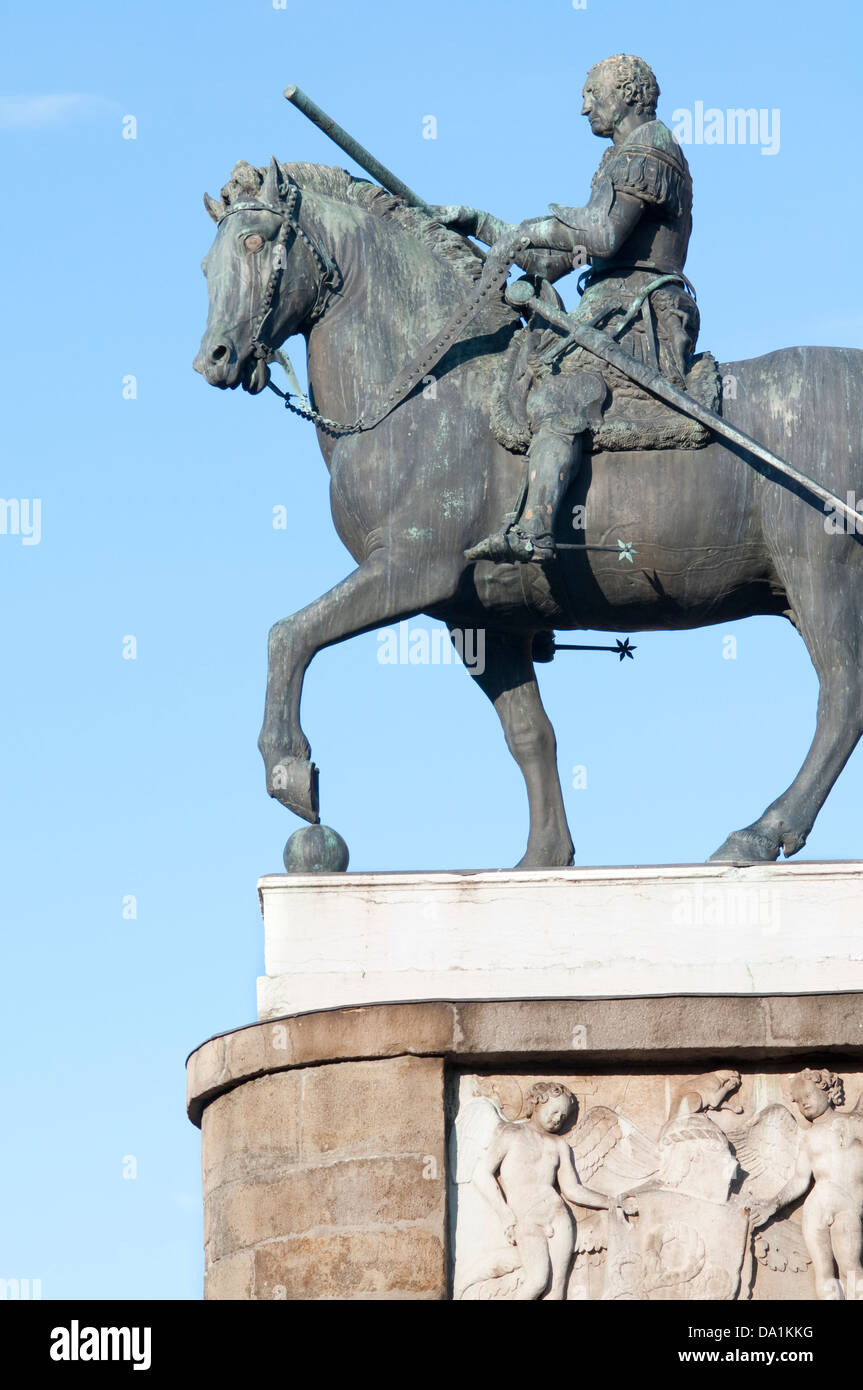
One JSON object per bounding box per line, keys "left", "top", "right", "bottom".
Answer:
{"left": 465, "top": 628, "right": 574, "bottom": 868}
{"left": 259, "top": 547, "right": 463, "bottom": 821}
{"left": 710, "top": 598, "right": 863, "bottom": 862}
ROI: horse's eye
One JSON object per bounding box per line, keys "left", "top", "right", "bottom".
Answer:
{"left": 244, "top": 234, "right": 264, "bottom": 253}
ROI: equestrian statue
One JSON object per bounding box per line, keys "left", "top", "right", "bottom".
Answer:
{"left": 194, "top": 55, "right": 863, "bottom": 869}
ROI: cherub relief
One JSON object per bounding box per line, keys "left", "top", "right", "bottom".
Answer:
{"left": 748, "top": 1069, "right": 863, "bottom": 1300}
{"left": 454, "top": 1082, "right": 636, "bottom": 1300}
{"left": 451, "top": 1068, "right": 863, "bottom": 1300}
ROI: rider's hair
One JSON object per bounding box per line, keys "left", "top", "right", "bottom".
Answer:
{"left": 524, "top": 1081, "right": 575, "bottom": 1118}
{"left": 589, "top": 55, "right": 660, "bottom": 117}
{"left": 795, "top": 1067, "right": 845, "bottom": 1108}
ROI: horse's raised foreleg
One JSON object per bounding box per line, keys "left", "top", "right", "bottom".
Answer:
{"left": 259, "top": 548, "right": 462, "bottom": 821}
{"left": 710, "top": 606, "right": 863, "bottom": 862}
{"left": 466, "top": 628, "right": 574, "bottom": 868}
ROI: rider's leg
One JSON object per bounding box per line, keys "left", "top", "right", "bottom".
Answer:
{"left": 519, "top": 421, "right": 584, "bottom": 555}
{"left": 465, "top": 422, "right": 580, "bottom": 563}
{"left": 465, "top": 370, "right": 605, "bottom": 564}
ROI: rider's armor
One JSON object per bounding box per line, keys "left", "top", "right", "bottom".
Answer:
{"left": 467, "top": 119, "right": 699, "bottom": 564}
{"left": 552, "top": 119, "right": 697, "bottom": 384}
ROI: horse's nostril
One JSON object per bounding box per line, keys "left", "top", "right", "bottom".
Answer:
{"left": 211, "top": 344, "right": 229, "bottom": 363}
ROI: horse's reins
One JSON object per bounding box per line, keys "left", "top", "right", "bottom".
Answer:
{"left": 220, "top": 183, "right": 524, "bottom": 437}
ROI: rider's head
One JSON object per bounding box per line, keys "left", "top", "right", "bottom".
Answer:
{"left": 582, "top": 56, "right": 659, "bottom": 138}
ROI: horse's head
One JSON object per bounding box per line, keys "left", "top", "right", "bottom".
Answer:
{"left": 193, "top": 158, "right": 332, "bottom": 393}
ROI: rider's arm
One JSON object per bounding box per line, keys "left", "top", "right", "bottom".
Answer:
{"left": 520, "top": 186, "right": 644, "bottom": 261}
{"left": 434, "top": 205, "right": 574, "bottom": 282}
{"left": 433, "top": 205, "right": 510, "bottom": 241}
{"left": 517, "top": 248, "right": 578, "bottom": 282}
{"left": 473, "top": 212, "right": 574, "bottom": 280}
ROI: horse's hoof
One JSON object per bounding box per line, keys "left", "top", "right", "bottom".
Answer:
{"left": 779, "top": 829, "right": 807, "bottom": 857}
{"left": 515, "top": 843, "right": 575, "bottom": 869}
{"left": 267, "top": 756, "right": 320, "bottom": 823}
{"left": 284, "top": 824, "right": 349, "bottom": 873}
{"left": 708, "top": 828, "right": 780, "bottom": 864}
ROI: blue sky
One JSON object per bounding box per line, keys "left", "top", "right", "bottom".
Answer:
{"left": 2, "top": 0, "right": 861, "bottom": 1299}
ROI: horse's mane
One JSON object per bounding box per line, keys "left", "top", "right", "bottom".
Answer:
{"left": 216, "top": 160, "right": 485, "bottom": 285}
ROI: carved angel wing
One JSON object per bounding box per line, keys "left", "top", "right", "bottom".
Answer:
{"left": 567, "top": 1105, "right": 660, "bottom": 1196}
{"left": 834, "top": 1107, "right": 863, "bottom": 1153}
{"left": 728, "top": 1103, "right": 801, "bottom": 1203}
{"left": 451, "top": 1094, "right": 505, "bottom": 1184}
{"left": 459, "top": 1268, "right": 524, "bottom": 1300}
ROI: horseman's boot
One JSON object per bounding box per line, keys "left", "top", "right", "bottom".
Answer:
{"left": 466, "top": 372, "right": 605, "bottom": 565}
{"left": 522, "top": 426, "right": 585, "bottom": 556}
{"left": 465, "top": 428, "right": 581, "bottom": 564}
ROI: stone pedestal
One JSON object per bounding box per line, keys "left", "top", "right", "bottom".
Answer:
{"left": 194, "top": 1048, "right": 447, "bottom": 1300}
{"left": 187, "top": 863, "right": 863, "bottom": 1301}
{"left": 256, "top": 862, "right": 863, "bottom": 1018}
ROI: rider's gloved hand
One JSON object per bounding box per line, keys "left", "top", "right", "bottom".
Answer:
{"left": 432, "top": 205, "right": 480, "bottom": 236}
{"left": 517, "top": 215, "right": 566, "bottom": 251}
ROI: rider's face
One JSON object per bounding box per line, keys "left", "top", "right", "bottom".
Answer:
{"left": 581, "top": 75, "right": 625, "bottom": 138}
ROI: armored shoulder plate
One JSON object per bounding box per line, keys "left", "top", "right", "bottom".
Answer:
{"left": 607, "top": 121, "right": 691, "bottom": 218}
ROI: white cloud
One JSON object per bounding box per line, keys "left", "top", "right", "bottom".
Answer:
{"left": 0, "top": 93, "right": 115, "bottom": 129}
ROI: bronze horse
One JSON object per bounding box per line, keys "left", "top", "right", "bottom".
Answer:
{"left": 194, "top": 158, "right": 863, "bottom": 867}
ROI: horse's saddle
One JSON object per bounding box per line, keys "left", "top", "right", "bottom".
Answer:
{"left": 490, "top": 320, "right": 722, "bottom": 455}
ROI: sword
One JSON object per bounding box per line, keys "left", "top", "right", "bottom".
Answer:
{"left": 505, "top": 281, "right": 863, "bottom": 533}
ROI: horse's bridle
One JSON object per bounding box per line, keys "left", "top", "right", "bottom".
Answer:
{"left": 217, "top": 181, "right": 339, "bottom": 362}
{"left": 215, "top": 185, "right": 521, "bottom": 437}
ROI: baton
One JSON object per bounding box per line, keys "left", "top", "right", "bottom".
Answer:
{"left": 284, "top": 84, "right": 437, "bottom": 217}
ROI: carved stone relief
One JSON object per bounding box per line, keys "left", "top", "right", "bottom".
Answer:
{"left": 448, "top": 1065, "right": 863, "bottom": 1300}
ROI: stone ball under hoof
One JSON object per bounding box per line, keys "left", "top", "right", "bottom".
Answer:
{"left": 283, "top": 824, "right": 350, "bottom": 874}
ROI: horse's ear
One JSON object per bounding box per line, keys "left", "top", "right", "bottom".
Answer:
{"left": 261, "top": 156, "right": 285, "bottom": 205}
{"left": 203, "top": 192, "right": 224, "bottom": 223}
